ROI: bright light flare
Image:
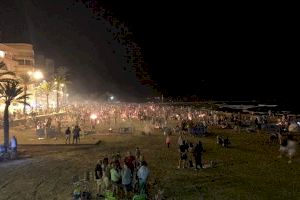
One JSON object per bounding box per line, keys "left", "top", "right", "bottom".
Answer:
{"left": 110, "top": 96, "right": 114, "bottom": 100}
{"left": 33, "top": 71, "right": 43, "bottom": 80}
{"left": 90, "top": 114, "right": 97, "bottom": 120}
{"left": 0, "top": 50, "right": 5, "bottom": 58}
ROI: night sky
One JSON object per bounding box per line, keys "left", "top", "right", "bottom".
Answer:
{"left": 0, "top": 1, "right": 297, "bottom": 103}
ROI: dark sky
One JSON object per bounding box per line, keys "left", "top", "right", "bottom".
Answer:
{"left": 0, "top": 0, "right": 297, "bottom": 102}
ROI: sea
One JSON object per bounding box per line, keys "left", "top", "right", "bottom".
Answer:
{"left": 215, "top": 100, "right": 300, "bottom": 115}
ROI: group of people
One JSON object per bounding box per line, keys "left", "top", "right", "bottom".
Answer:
{"left": 94, "top": 148, "right": 150, "bottom": 199}
{"left": 64, "top": 125, "right": 81, "bottom": 144}
{"left": 177, "top": 135, "right": 204, "bottom": 170}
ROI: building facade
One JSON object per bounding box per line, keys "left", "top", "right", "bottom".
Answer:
{"left": 0, "top": 43, "right": 35, "bottom": 75}
{"left": 35, "top": 54, "right": 55, "bottom": 77}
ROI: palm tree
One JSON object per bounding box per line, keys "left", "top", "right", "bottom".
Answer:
{"left": 19, "top": 74, "right": 31, "bottom": 115}
{"left": 52, "top": 67, "right": 70, "bottom": 112}
{"left": 52, "top": 75, "right": 66, "bottom": 112}
{"left": 56, "top": 66, "right": 69, "bottom": 77}
{"left": 0, "top": 80, "right": 30, "bottom": 151}
{"left": 37, "top": 80, "right": 54, "bottom": 113}
{"left": 0, "top": 61, "right": 15, "bottom": 82}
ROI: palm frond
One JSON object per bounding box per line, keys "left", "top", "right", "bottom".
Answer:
{"left": 0, "top": 78, "right": 16, "bottom": 83}
{"left": 18, "top": 74, "right": 31, "bottom": 84}
{"left": 0, "top": 71, "right": 15, "bottom": 77}
{"left": 0, "top": 61, "right": 7, "bottom": 69}
{"left": 15, "top": 100, "right": 31, "bottom": 107}
{"left": 0, "top": 79, "right": 28, "bottom": 104}
{"left": 15, "top": 93, "right": 31, "bottom": 101}
{"left": 0, "top": 61, "right": 16, "bottom": 79}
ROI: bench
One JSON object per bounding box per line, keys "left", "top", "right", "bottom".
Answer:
{"left": 119, "top": 127, "right": 134, "bottom": 134}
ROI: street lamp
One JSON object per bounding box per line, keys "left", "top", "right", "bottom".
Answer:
{"left": 27, "top": 70, "right": 44, "bottom": 80}
{"left": 33, "top": 71, "right": 44, "bottom": 80}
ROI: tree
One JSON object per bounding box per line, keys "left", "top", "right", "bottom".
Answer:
{"left": 52, "top": 66, "right": 70, "bottom": 112}
{"left": 37, "top": 80, "right": 54, "bottom": 113}
{"left": 0, "top": 80, "right": 30, "bottom": 151}
{"left": 0, "top": 61, "right": 15, "bottom": 82}
{"left": 56, "top": 66, "right": 69, "bottom": 77}
{"left": 52, "top": 75, "right": 66, "bottom": 112}
{"left": 19, "top": 74, "right": 31, "bottom": 115}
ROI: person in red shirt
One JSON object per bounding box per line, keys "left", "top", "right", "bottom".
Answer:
{"left": 124, "top": 151, "right": 136, "bottom": 173}
{"left": 166, "top": 134, "right": 171, "bottom": 148}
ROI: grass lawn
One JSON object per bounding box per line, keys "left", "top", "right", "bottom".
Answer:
{"left": 0, "top": 124, "right": 300, "bottom": 200}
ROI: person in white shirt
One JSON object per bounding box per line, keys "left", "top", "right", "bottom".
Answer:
{"left": 10, "top": 136, "right": 17, "bottom": 151}
{"left": 279, "top": 134, "right": 296, "bottom": 163}
{"left": 137, "top": 161, "right": 149, "bottom": 194}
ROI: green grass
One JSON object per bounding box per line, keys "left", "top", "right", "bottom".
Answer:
{"left": 1, "top": 123, "right": 300, "bottom": 199}
{"left": 149, "top": 128, "right": 300, "bottom": 200}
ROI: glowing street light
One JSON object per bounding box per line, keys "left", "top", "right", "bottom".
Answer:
{"left": 27, "top": 70, "right": 44, "bottom": 80}
{"left": 110, "top": 96, "right": 114, "bottom": 100}
{"left": 33, "top": 70, "right": 44, "bottom": 80}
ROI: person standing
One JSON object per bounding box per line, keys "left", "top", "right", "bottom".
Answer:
{"left": 65, "top": 127, "right": 71, "bottom": 144}
{"left": 10, "top": 136, "right": 17, "bottom": 151}
{"left": 124, "top": 151, "right": 136, "bottom": 174}
{"left": 177, "top": 134, "right": 183, "bottom": 147}
{"left": 121, "top": 163, "right": 132, "bottom": 197}
{"left": 110, "top": 163, "right": 121, "bottom": 195}
{"left": 135, "top": 147, "right": 141, "bottom": 160}
{"left": 137, "top": 161, "right": 150, "bottom": 194}
{"left": 194, "top": 141, "right": 204, "bottom": 169}
{"left": 73, "top": 125, "right": 81, "bottom": 144}
{"left": 166, "top": 134, "right": 171, "bottom": 148}
{"left": 178, "top": 140, "right": 188, "bottom": 169}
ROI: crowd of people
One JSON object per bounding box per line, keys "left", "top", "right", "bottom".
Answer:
{"left": 28, "top": 102, "right": 298, "bottom": 167}
{"left": 93, "top": 148, "right": 149, "bottom": 199}
{"left": 1, "top": 101, "right": 298, "bottom": 199}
